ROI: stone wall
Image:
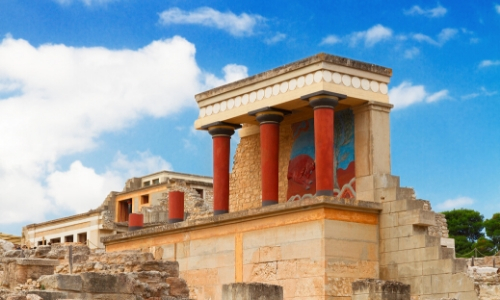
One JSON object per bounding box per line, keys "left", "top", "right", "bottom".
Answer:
{"left": 0, "top": 244, "right": 189, "bottom": 300}
{"left": 468, "top": 265, "right": 500, "bottom": 300}
{"left": 377, "top": 174, "right": 478, "bottom": 299}
{"left": 222, "top": 282, "right": 283, "bottom": 300}
{"left": 428, "top": 213, "right": 449, "bottom": 238}
{"left": 229, "top": 124, "right": 293, "bottom": 212}
{"left": 352, "top": 279, "right": 410, "bottom": 300}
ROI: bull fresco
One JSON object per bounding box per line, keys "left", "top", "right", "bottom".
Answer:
{"left": 287, "top": 109, "right": 355, "bottom": 200}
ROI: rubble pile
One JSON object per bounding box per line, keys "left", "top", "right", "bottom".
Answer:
{"left": 0, "top": 241, "right": 189, "bottom": 300}
{"left": 468, "top": 265, "right": 500, "bottom": 300}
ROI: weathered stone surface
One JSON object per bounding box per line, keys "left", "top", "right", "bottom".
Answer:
{"left": 25, "top": 295, "right": 42, "bottom": 300}
{"left": 38, "top": 274, "right": 82, "bottom": 292}
{"left": 222, "top": 283, "right": 283, "bottom": 300}
{"left": 81, "top": 272, "right": 133, "bottom": 294}
{"left": 166, "top": 277, "right": 189, "bottom": 298}
{"left": 27, "top": 291, "right": 69, "bottom": 300}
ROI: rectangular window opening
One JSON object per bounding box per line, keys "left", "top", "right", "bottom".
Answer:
{"left": 118, "top": 198, "right": 132, "bottom": 222}
{"left": 143, "top": 181, "right": 150, "bottom": 187}
{"left": 77, "top": 232, "right": 87, "bottom": 244}
{"left": 141, "top": 194, "right": 149, "bottom": 205}
{"left": 152, "top": 178, "right": 159, "bottom": 185}
{"left": 195, "top": 188, "right": 204, "bottom": 199}
{"left": 64, "top": 235, "right": 74, "bottom": 243}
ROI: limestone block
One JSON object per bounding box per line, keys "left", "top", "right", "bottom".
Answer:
{"left": 222, "top": 282, "right": 283, "bottom": 300}
{"left": 160, "top": 244, "right": 176, "bottom": 261}
{"left": 295, "top": 276, "right": 325, "bottom": 297}
{"left": 243, "top": 247, "right": 260, "bottom": 264}
{"left": 373, "top": 174, "right": 400, "bottom": 189}
{"left": 190, "top": 237, "right": 217, "bottom": 256}
{"left": 440, "top": 238, "right": 455, "bottom": 249}
{"left": 398, "top": 235, "right": 440, "bottom": 251}
{"left": 448, "top": 273, "right": 475, "bottom": 292}
{"left": 25, "top": 295, "right": 42, "bottom": 300}
{"left": 431, "top": 273, "right": 452, "bottom": 294}
{"left": 325, "top": 220, "right": 377, "bottom": 243}
{"left": 356, "top": 175, "right": 374, "bottom": 193}
{"left": 325, "top": 240, "right": 378, "bottom": 261}
{"left": 166, "top": 277, "right": 190, "bottom": 298}
{"left": 380, "top": 238, "right": 399, "bottom": 253}
{"left": 243, "top": 262, "right": 278, "bottom": 282}
{"left": 216, "top": 235, "right": 235, "bottom": 253}
{"left": 375, "top": 187, "right": 398, "bottom": 202}
{"left": 448, "top": 291, "right": 478, "bottom": 300}
{"left": 217, "top": 266, "right": 235, "bottom": 283}
{"left": 380, "top": 225, "right": 427, "bottom": 240}
{"left": 391, "top": 199, "right": 428, "bottom": 213}
{"left": 397, "top": 261, "right": 423, "bottom": 277}
{"left": 422, "top": 259, "right": 453, "bottom": 275}
{"left": 351, "top": 279, "right": 410, "bottom": 300}
{"left": 38, "top": 274, "right": 82, "bottom": 292}
{"left": 380, "top": 213, "right": 398, "bottom": 229}
{"left": 259, "top": 246, "right": 282, "bottom": 262}
{"left": 187, "top": 254, "right": 218, "bottom": 270}
{"left": 80, "top": 273, "right": 133, "bottom": 294}
{"left": 398, "top": 210, "right": 436, "bottom": 227}
{"left": 326, "top": 258, "right": 378, "bottom": 279}
{"left": 276, "top": 259, "right": 297, "bottom": 280}
{"left": 297, "top": 258, "right": 326, "bottom": 278}
{"left": 380, "top": 264, "right": 398, "bottom": 280}
{"left": 281, "top": 238, "right": 324, "bottom": 260}
{"left": 25, "top": 291, "right": 68, "bottom": 300}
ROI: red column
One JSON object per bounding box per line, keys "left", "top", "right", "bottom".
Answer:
{"left": 209, "top": 125, "right": 236, "bottom": 215}
{"left": 302, "top": 91, "right": 345, "bottom": 196}
{"left": 314, "top": 107, "right": 334, "bottom": 195}
{"left": 128, "top": 213, "right": 144, "bottom": 231}
{"left": 168, "top": 191, "right": 185, "bottom": 223}
{"left": 256, "top": 111, "right": 284, "bottom": 206}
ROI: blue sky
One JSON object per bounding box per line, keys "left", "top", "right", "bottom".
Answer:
{"left": 0, "top": 0, "right": 499, "bottom": 235}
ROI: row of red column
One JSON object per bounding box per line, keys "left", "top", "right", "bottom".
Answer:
{"left": 206, "top": 91, "right": 346, "bottom": 215}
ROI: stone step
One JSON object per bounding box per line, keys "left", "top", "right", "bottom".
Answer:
{"left": 390, "top": 199, "right": 431, "bottom": 213}
{"left": 397, "top": 187, "right": 416, "bottom": 201}
{"left": 398, "top": 209, "right": 436, "bottom": 227}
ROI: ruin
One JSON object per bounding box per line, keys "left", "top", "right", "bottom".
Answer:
{"left": 4, "top": 53, "right": 499, "bottom": 299}
{"left": 98, "top": 53, "right": 484, "bottom": 299}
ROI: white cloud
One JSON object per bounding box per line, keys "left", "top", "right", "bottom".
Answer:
{"left": 204, "top": 64, "right": 248, "bottom": 88}
{"left": 0, "top": 35, "right": 243, "bottom": 225}
{"left": 389, "top": 81, "right": 449, "bottom": 109}
{"left": 404, "top": 4, "right": 447, "bottom": 17}
{"left": 159, "top": 7, "right": 265, "bottom": 37}
{"left": 265, "top": 32, "right": 286, "bottom": 45}
{"left": 321, "top": 25, "right": 392, "bottom": 48}
{"left": 412, "top": 28, "right": 458, "bottom": 46}
{"left": 426, "top": 89, "right": 449, "bottom": 103}
{"left": 404, "top": 47, "right": 420, "bottom": 59}
{"left": 320, "top": 35, "right": 341, "bottom": 46}
{"left": 462, "top": 87, "right": 498, "bottom": 99}
{"left": 349, "top": 24, "right": 393, "bottom": 47}
{"left": 436, "top": 196, "right": 474, "bottom": 211}
{"left": 479, "top": 60, "right": 500, "bottom": 68}
{"left": 496, "top": 4, "right": 500, "bottom": 14}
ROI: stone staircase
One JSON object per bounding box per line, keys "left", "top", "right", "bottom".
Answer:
{"left": 378, "top": 175, "right": 477, "bottom": 300}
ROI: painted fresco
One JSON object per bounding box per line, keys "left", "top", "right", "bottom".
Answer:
{"left": 287, "top": 109, "right": 355, "bottom": 200}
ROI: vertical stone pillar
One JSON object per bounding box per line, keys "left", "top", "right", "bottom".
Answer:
{"left": 168, "top": 191, "right": 184, "bottom": 223}
{"left": 301, "top": 91, "right": 346, "bottom": 196}
{"left": 352, "top": 102, "right": 393, "bottom": 201}
{"left": 250, "top": 108, "right": 286, "bottom": 206}
{"left": 207, "top": 123, "right": 239, "bottom": 215}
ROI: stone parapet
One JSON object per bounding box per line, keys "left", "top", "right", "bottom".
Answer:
{"left": 102, "top": 195, "right": 382, "bottom": 244}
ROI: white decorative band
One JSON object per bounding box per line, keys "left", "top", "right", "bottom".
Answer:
{"left": 199, "top": 70, "right": 388, "bottom": 118}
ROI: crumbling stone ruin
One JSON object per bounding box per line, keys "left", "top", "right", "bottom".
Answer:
{"left": 0, "top": 242, "right": 189, "bottom": 300}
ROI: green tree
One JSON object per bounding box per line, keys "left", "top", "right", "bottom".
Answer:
{"left": 484, "top": 213, "right": 500, "bottom": 252}
{"left": 453, "top": 235, "right": 474, "bottom": 257}
{"left": 442, "top": 209, "right": 484, "bottom": 243}
{"left": 473, "top": 237, "right": 496, "bottom": 256}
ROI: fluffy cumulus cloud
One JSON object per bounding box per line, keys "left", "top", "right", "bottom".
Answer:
{"left": 388, "top": 81, "right": 450, "bottom": 109}
{"left": 404, "top": 4, "right": 447, "bottom": 17}
{"left": 349, "top": 24, "right": 393, "bottom": 47}
{"left": 159, "top": 7, "right": 265, "bottom": 37}
{"left": 320, "top": 25, "right": 392, "bottom": 47}
{"left": 0, "top": 35, "right": 242, "bottom": 226}
{"left": 479, "top": 60, "right": 500, "bottom": 68}
{"left": 204, "top": 64, "right": 248, "bottom": 88}
{"left": 412, "top": 28, "right": 458, "bottom": 46}
{"left": 435, "top": 196, "right": 475, "bottom": 211}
